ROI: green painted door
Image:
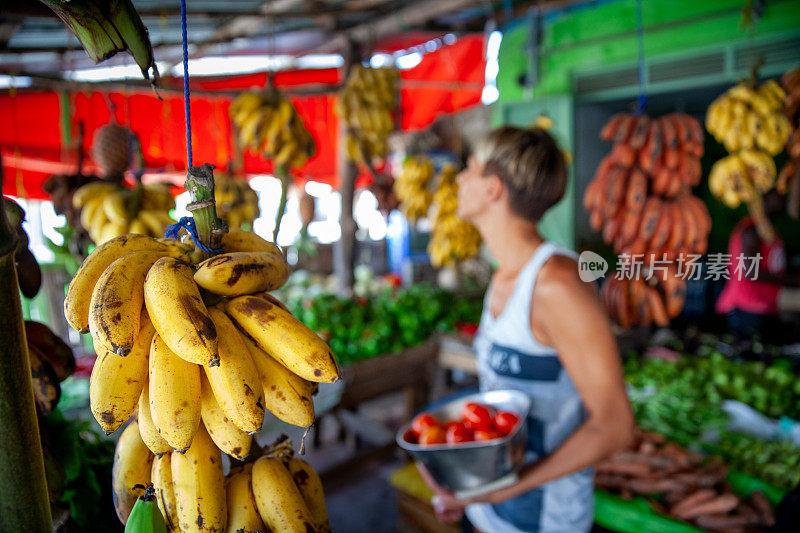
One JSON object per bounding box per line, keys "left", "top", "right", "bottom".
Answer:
{"left": 493, "top": 96, "right": 576, "bottom": 249}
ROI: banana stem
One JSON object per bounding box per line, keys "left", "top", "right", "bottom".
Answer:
{"left": 273, "top": 165, "right": 289, "bottom": 244}
{"left": 0, "top": 164, "right": 53, "bottom": 532}
{"left": 184, "top": 164, "right": 227, "bottom": 260}
{"left": 747, "top": 195, "right": 776, "bottom": 244}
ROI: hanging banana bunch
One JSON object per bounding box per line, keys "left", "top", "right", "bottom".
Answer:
{"left": 706, "top": 78, "right": 789, "bottom": 241}
{"left": 72, "top": 181, "right": 176, "bottom": 245}
{"left": 65, "top": 165, "right": 339, "bottom": 529}
{"left": 778, "top": 68, "right": 800, "bottom": 219}
{"left": 338, "top": 64, "right": 398, "bottom": 163}
{"left": 393, "top": 155, "right": 434, "bottom": 223}
{"left": 214, "top": 173, "right": 260, "bottom": 231}
{"left": 230, "top": 88, "right": 316, "bottom": 170}
{"left": 428, "top": 164, "right": 481, "bottom": 267}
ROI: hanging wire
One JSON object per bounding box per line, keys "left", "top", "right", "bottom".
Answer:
{"left": 634, "top": 0, "right": 647, "bottom": 115}
{"left": 180, "top": 0, "right": 193, "bottom": 167}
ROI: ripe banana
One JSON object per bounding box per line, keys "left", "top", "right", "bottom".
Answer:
{"left": 138, "top": 375, "right": 172, "bottom": 456}
{"left": 226, "top": 294, "right": 341, "bottom": 383}
{"left": 89, "top": 250, "right": 171, "bottom": 356}
{"left": 428, "top": 164, "right": 481, "bottom": 267}
{"left": 194, "top": 251, "right": 289, "bottom": 297}
{"left": 199, "top": 373, "right": 252, "bottom": 460}
{"left": 204, "top": 308, "right": 265, "bottom": 434}
{"left": 124, "top": 486, "right": 168, "bottom": 533}
{"left": 251, "top": 455, "right": 316, "bottom": 533}
{"left": 171, "top": 423, "right": 227, "bottom": 533}
{"left": 286, "top": 456, "right": 331, "bottom": 532}
{"left": 241, "top": 334, "right": 315, "bottom": 428}
{"left": 112, "top": 420, "right": 154, "bottom": 524}
{"left": 65, "top": 234, "right": 187, "bottom": 333}
{"left": 395, "top": 156, "right": 434, "bottom": 222}
{"left": 221, "top": 228, "right": 282, "bottom": 255}
{"left": 225, "top": 469, "right": 266, "bottom": 533}
{"left": 148, "top": 335, "right": 202, "bottom": 452}
{"left": 151, "top": 454, "right": 179, "bottom": 533}
{"left": 90, "top": 317, "right": 155, "bottom": 433}
{"left": 144, "top": 257, "right": 219, "bottom": 367}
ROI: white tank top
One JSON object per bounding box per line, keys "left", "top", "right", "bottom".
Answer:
{"left": 465, "top": 242, "right": 594, "bottom": 533}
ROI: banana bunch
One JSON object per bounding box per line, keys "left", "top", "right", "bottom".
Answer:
{"left": 65, "top": 227, "right": 340, "bottom": 529}
{"left": 709, "top": 150, "right": 776, "bottom": 208}
{"left": 73, "top": 181, "right": 176, "bottom": 245}
{"left": 230, "top": 90, "right": 315, "bottom": 169}
{"left": 778, "top": 69, "right": 800, "bottom": 219}
{"left": 427, "top": 164, "right": 481, "bottom": 267}
{"left": 214, "top": 174, "right": 260, "bottom": 231}
{"left": 24, "top": 320, "right": 76, "bottom": 417}
{"left": 338, "top": 65, "right": 397, "bottom": 162}
{"left": 706, "top": 80, "right": 791, "bottom": 155}
{"left": 601, "top": 269, "right": 686, "bottom": 329}
{"left": 394, "top": 155, "right": 434, "bottom": 223}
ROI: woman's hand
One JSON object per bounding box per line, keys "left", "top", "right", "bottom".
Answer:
{"left": 416, "top": 463, "right": 468, "bottom": 523}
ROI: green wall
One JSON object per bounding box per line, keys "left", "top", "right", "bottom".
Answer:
{"left": 497, "top": 0, "right": 800, "bottom": 101}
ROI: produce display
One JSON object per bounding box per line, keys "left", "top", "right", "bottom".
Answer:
{"left": 338, "top": 65, "right": 397, "bottom": 163}
{"left": 585, "top": 112, "right": 711, "bottom": 328}
{"left": 284, "top": 283, "right": 483, "bottom": 364}
{"left": 595, "top": 429, "right": 776, "bottom": 532}
{"left": 63, "top": 168, "right": 340, "bottom": 529}
{"left": 213, "top": 173, "right": 260, "bottom": 231}
{"left": 230, "top": 88, "right": 316, "bottom": 169}
{"left": 778, "top": 68, "right": 800, "bottom": 218}
{"left": 403, "top": 402, "right": 520, "bottom": 446}
{"left": 706, "top": 78, "right": 789, "bottom": 242}
{"left": 394, "top": 155, "right": 434, "bottom": 223}
{"left": 427, "top": 164, "right": 482, "bottom": 267}
{"left": 72, "top": 181, "right": 176, "bottom": 245}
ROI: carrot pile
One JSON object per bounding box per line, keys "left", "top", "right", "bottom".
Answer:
{"left": 595, "top": 430, "right": 776, "bottom": 532}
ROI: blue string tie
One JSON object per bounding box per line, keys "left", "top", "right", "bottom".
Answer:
{"left": 165, "top": 216, "right": 222, "bottom": 254}
{"left": 180, "top": 0, "right": 192, "bottom": 167}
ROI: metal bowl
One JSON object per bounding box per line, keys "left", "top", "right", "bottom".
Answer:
{"left": 396, "top": 390, "right": 531, "bottom": 492}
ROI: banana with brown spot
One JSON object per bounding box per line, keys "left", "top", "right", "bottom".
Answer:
{"left": 251, "top": 455, "right": 315, "bottom": 533}
{"left": 286, "top": 456, "right": 331, "bottom": 532}
{"left": 151, "top": 453, "right": 179, "bottom": 533}
{"left": 221, "top": 228, "right": 282, "bottom": 255}
{"left": 226, "top": 295, "right": 341, "bottom": 383}
{"left": 194, "top": 251, "right": 290, "bottom": 297}
{"left": 225, "top": 467, "right": 266, "bottom": 533}
{"left": 138, "top": 374, "right": 172, "bottom": 456}
{"left": 149, "top": 335, "right": 202, "bottom": 452}
{"left": 112, "top": 420, "right": 154, "bottom": 524}
{"left": 200, "top": 373, "right": 252, "bottom": 460}
{"left": 144, "top": 256, "right": 219, "bottom": 366}
{"left": 171, "top": 423, "right": 227, "bottom": 533}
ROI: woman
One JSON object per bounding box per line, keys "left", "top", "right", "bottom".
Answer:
{"left": 420, "top": 126, "right": 634, "bottom": 532}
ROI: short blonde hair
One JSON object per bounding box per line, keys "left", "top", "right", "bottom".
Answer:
{"left": 475, "top": 126, "right": 567, "bottom": 223}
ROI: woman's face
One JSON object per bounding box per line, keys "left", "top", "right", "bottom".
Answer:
{"left": 456, "top": 155, "right": 492, "bottom": 222}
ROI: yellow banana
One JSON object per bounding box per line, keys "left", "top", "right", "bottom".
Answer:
{"left": 88, "top": 250, "right": 171, "bottom": 356}
{"left": 65, "top": 234, "right": 187, "bottom": 333}
{"left": 251, "top": 455, "right": 315, "bottom": 533}
{"left": 138, "top": 375, "right": 172, "bottom": 456}
{"left": 128, "top": 217, "right": 149, "bottom": 235}
{"left": 241, "top": 334, "right": 315, "bottom": 428}
{"left": 80, "top": 194, "right": 107, "bottom": 230}
{"left": 103, "top": 191, "right": 131, "bottom": 225}
{"left": 225, "top": 468, "right": 266, "bottom": 533}
{"left": 90, "top": 317, "right": 155, "bottom": 433}
{"left": 226, "top": 294, "right": 341, "bottom": 383}
{"left": 144, "top": 256, "right": 219, "bottom": 366}
{"left": 286, "top": 456, "right": 331, "bottom": 532}
{"left": 200, "top": 373, "right": 252, "bottom": 460}
{"left": 220, "top": 228, "right": 281, "bottom": 255}
{"left": 194, "top": 251, "right": 290, "bottom": 297}
{"left": 149, "top": 334, "right": 202, "bottom": 452}
{"left": 152, "top": 453, "right": 179, "bottom": 533}
{"left": 171, "top": 423, "right": 227, "bottom": 533}
{"left": 112, "top": 420, "right": 153, "bottom": 524}
{"left": 73, "top": 181, "right": 120, "bottom": 208}
{"left": 138, "top": 209, "right": 170, "bottom": 236}
{"left": 203, "top": 308, "right": 264, "bottom": 434}
{"left": 98, "top": 221, "right": 130, "bottom": 244}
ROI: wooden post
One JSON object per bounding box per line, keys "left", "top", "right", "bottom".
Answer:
{"left": 0, "top": 161, "right": 52, "bottom": 532}
{"left": 335, "top": 39, "right": 359, "bottom": 295}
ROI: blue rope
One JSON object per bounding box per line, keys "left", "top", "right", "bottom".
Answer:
{"left": 165, "top": 217, "right": 222, "bottom": 254}
{"left": 180, "top": 0, "right": 192, "bottom": 167}
{"left": 634, "top": 0, "right": 647, "bottom": 116}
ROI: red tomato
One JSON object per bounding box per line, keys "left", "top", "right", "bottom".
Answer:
{"left": 445, "top": 422, "right": 473, "bottom": 444}
{"left": 443, "top": 421, "right": 461, "bottom": 432}
{"left": 462, "top": 402, "right": 494, "bottom": 431}
{"left": 494, "top": 411, "right": 520, "bottom": 436}
{"left": 411, "top": 413, "right": 441, "bottom": 435}
{"left": 418, "top": 426, "right": 446, "bottom": 446}
{"left": 403, "top": 428, "right": 418, "bottom": 444}
{"left": 473, "top": 428, "right": 501, "bottom": 441}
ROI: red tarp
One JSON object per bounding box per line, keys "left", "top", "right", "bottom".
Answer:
{"left": 0, "top": 35, "right": 486, "bottom": 200}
